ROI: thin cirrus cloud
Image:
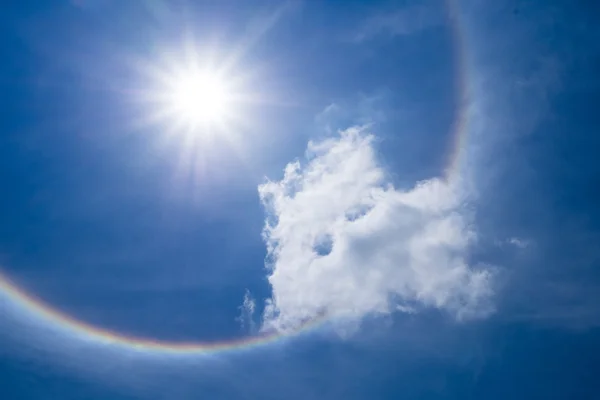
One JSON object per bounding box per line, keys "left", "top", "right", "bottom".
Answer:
{"left": 352, "top": 1, "right": 445, "bottom": 42}
{"left": 237, "top": 289, "right": 258, "bottom": 334}
{"left": 257, "top": 127, "right": 494, "bottom": 333}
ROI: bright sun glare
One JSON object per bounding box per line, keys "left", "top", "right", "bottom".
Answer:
{"left": 137, "top": 46, "right": 258, "bottom": 143}
{"left": 169, "top": 69, "right": 230, "bottom": 126}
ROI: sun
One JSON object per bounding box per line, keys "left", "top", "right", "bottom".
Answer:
{"left": 133, "top": 44, "right": 264, "bottom": 146}
{"left": 136, "top": 56, "right": 244, "bottom": 137}
{"left": 168, "top": 68, "right": 231, "bottom": 127}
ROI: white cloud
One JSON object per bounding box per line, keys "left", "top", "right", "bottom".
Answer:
{"left": 258, "top": 127, "right": 494, "bottom": 333}
{"left": 236, "top": 290, "right": 257, "bottom": 334}
{"left": 508, "top": 237, "right": 530, "bottom": 249}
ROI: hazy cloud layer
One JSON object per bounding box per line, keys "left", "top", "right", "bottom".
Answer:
{"left": 258, "top": 127, "right": 494, "bottom": 333}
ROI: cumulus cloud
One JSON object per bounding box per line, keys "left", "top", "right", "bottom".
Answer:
{"left": 257, "top": 127, "right": 494, "bottom": 333}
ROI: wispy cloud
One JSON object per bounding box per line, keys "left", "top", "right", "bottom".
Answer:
{"left": 258, "top": 127, "right": 494, "bottom": 333}
{"left": 353, "top": 2, "right": 445, "bottom": 42}
{"left": 236, "top": 290, "right": 257, "bottom": 334}
{"left": 508, "top": 237, "right": 531, "bottom": 249}
{"left": 315, "top": 93, "right": 390, "bottom": 134}
{"left": 494, "top": 237, "right": 532, "bottom": 249}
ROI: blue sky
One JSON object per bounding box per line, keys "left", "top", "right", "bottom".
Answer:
{"left": 1, "top": 0, "right": 600, "bottom": 399}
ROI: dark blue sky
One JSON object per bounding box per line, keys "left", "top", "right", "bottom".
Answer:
{"left": 1, "top": 0, "right": 600, "bottom": 399}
